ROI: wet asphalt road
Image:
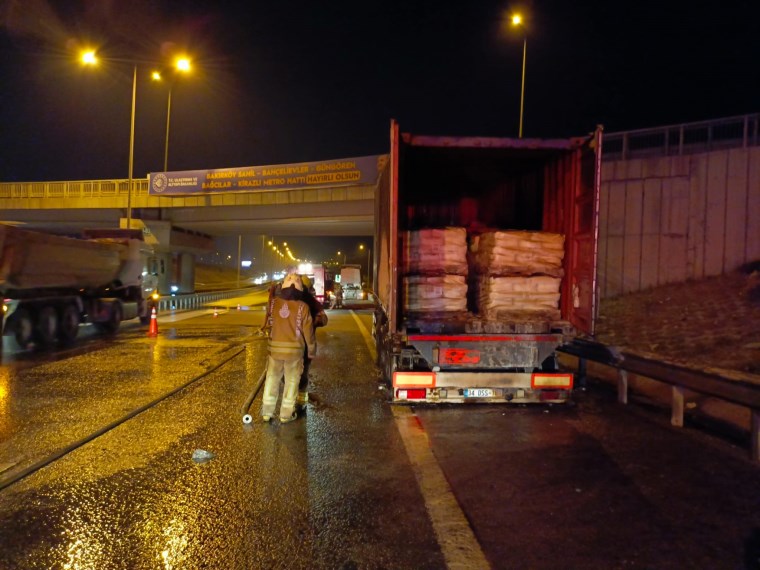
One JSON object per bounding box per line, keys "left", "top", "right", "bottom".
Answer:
{"left": 1, "top": 300, "right": 760, "bottom": 569}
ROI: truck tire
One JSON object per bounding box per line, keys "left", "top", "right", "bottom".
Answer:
{"left": 13, "top": 308, "right": 34, "bottom": 349}
{"left": 34, "top": 306, "right": 58, "bottom": 348}
{"left": 95, "top": 302, "right": 122, "bottom": 335}
{"left": 58, "top": 304, "right": 80, "bottom": 344}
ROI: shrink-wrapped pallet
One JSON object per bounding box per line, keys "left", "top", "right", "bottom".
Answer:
{"left": 475, "top": 275, "right": 562, "bottom": 321}
{"left": 402, "top": 227, "right": 468, "bottom": 276}
{"left": 403, "top": 275, "right": 468, "bottom": 313}
{"left": 470, "top": 230, "right": 564, "bottom": 277}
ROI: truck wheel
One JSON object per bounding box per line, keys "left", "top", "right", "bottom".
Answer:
{"left": 58, "top": 304, "right": 80, "bottom": 344}
{"left": 95, "top": 302, "right": 123, "bottom": 335}
{"left": 382, "top": 352, "right": 397, "bottom": 387}
{"left": 34, "top": 306, "right": 58, "bottom": 348}
{"left": 13, "top": 308, "right": 34, "bottom": 349}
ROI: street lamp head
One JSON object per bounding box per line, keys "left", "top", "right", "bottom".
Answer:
{"left": 511, "top": 14, "right": 523, "bottom": 26}
{"left": 80, "top": 50, "right": 98, "bottom": 66}
{"left": 175, "top": 57, "right": 191, "bottom": 72}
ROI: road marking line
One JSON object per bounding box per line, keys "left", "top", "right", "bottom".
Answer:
{"left": 393, "top": 406, "right": 491, "bottom": 570}
{"left": 350, "top": 310, "right": 377, "bottom": 362}
{"left": 351, "top": 309, "right": 488, "bottom": 568}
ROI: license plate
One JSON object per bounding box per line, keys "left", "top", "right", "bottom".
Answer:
{"left": 464, "top": 388, "right": 494, "bottom": 398}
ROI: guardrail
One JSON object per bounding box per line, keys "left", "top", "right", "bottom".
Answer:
{"left": 604, "top": 113, "right": 760, "bottom": 160}
{"left": 560, "top": 339, "right": 760, "bottom": 463}
{"left": 155, "top": 287, "right": 260, "bottom": 313}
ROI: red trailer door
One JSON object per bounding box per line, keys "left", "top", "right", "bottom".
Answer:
{"left": 565, "top": 127, "right": 603, "bottom": 335}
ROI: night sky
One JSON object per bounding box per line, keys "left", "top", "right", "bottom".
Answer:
{"left": 1, "top": 0, "right": 758, "bottom": 263}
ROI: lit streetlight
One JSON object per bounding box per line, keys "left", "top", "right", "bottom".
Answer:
{"left": 511, "top": 14, "right": 527, "bottom": 138}
{"left": 152, "top": 56, "right": 192, "bottom": 171}
{"left": 80, "top": 50, "right": 192, "bottom": 229}
{"left": 80, "top": 50, "right": 138, "bottom": 228}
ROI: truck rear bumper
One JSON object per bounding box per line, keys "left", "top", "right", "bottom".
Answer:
{"left": 392, "top": 370, "right": 573, "bottom": 404}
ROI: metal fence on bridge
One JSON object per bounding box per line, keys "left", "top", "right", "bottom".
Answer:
{"left": 0, "top": 178, "right": 149, "bottom": 199}
{"left": 604, "top": 113, "right": 760, "bottom": 160}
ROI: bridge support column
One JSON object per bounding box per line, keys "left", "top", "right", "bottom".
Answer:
{"left": 177, "top": 253, "right": 196, "bottom": 294}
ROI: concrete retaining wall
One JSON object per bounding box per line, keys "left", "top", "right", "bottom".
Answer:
{"left": 599, "top": 148, "right": 760, "bottom": 299}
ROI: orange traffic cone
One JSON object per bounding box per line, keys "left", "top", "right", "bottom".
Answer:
{"left": 147, "top": 307, "right": 159, "bottom": 337}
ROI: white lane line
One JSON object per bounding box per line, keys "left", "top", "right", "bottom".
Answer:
{"left": 351, "top": 310, "right": 490, "bottom": 569}
{"left": 350, "top": 310, "right": 377, "bottom": 362}
{"left": 393, "top": 407, "right": 491, "bottom": 570}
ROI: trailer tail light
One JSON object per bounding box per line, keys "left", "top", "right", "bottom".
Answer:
{"left": 531, "top": 373, "right": 573, "bottom": 390}
{"left": 393, "top": 371, "right": 436, "bottom": 388}
{"left": 397, "top": 388, "right": 427, "bottom": 400}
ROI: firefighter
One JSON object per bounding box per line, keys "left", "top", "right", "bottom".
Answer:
{"left": 262, "top": 268, "right": 327, "bottom": 411}
{"left": 261, "top": 273, "right": 316, "bottom": 423}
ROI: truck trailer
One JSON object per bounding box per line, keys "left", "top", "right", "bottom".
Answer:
{"left": 373, "top": 121, "right": 602, "bottom": 404}
{"left": 0, "top": 225, "right": 156, "bottom": 350}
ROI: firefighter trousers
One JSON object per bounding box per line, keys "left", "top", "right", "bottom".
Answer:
{"left": 262, "top": 355, "right": 303, "bottom": 420}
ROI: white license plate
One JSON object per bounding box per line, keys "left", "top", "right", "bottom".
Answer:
{"left": 464, "top": 388, "right": 494, "bottom": 398}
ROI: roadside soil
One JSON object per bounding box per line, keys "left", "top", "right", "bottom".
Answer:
{"left": 594, "top": 268, "right": 760, "bottom": 376}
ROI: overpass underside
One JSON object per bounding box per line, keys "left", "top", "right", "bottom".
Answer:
{"left": 0, "top": 180, "right": 376, "bottom": 244}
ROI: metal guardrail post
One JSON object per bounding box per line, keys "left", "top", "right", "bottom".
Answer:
{"left": 618, "top": 369, "right": 628, "bottom": 404}
{"left": 672, "top": 386, "right": 685, "bottom": 427}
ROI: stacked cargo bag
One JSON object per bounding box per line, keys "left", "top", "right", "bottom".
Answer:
{"left": 469, "top": 230, "right": 565, "bottom": 321}
{"left": 402, "top": 227, "right": 468, "bottom": 314}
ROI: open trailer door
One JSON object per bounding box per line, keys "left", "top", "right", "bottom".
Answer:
{"left": 564, "top": 127, "right": 603, "bottom": 335}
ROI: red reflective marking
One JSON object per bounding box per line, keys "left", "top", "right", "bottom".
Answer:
{"left": 440, "top": 348, "right": 481, "bottom": 364}
{"left": 408, "top": 335, "right": 559, "bottom": 342}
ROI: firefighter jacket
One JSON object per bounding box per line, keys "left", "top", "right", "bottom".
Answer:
{"left": 267, "top": 296, "right": 316, "bottom": 361}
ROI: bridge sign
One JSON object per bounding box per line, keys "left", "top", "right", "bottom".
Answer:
{"left": 149, "top": 155, "right": 385, "bottom": 196}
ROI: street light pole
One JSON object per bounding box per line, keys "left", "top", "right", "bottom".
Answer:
{"left": 127, "top": 64, "right": 137, "bottom": 228}
{"left": 366, "top": 248, "right": 371, "bottom": 286}
{"left": 511, "top": 14, "right": 527, "bottom": 139}
{"left": 237, "top": 234, "right": 242, "bottom": 289}
{"left": 518, "top": 34, "right": 526, "bottom": 139}
{"left": 163, "top": 86, "right": 172, "bottom": 171}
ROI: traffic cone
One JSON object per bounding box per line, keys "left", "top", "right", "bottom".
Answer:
{"left": 147, "top": 307, "right": 158, "bottom": 337}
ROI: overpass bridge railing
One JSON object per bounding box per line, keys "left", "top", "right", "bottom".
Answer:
{"left": 604, "top": 113, "right": 760, "bottom": 160}
{"left": 0, "top": 179, "right": 149, "bottom": 199}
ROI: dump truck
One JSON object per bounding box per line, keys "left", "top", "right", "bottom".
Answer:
{"left": 0, "top": 225, "right": 156, "bottom": 350}
{"left": 373, "top": 120, "right": 602, "bottom": 404}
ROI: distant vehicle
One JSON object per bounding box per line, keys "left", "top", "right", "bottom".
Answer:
{"left": 299, "top": 262, "right": 333, "bottom": 307}
{"left": 339, "top": 265, "right": 363, "bottom": 300}
{"left": 0, "top": 225, "right": 156, "bottom": 350}
{"left": 373, "top": 120, "right": 602, "bottom": 405}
